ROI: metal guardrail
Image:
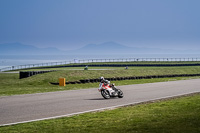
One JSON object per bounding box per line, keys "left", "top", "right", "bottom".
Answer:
{"left": 78, "top": 58, "right": 200, "bottom": 63}
{"left": 0, "top": 61, "right": 72, "bottom": 72}
{"left": 0, "top": 58, "right": 200, "bottom": 72}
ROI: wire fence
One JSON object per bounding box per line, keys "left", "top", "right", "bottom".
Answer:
{"left": 78, "top": 58, "right": 200, "bottom": 63}
{"left": 0, "top": 57, "right": 200, "bottom": 72}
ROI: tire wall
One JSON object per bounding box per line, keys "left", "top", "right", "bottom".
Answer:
{"left": 50, "top": 74, "right": 200, "bottom": 85}
{"left": 19, "top": 70, "right": 55, "bottom": 79}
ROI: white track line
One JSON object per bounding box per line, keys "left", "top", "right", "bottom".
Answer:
{"left": 0, "top": 91, "right": 199, "bottom": 127}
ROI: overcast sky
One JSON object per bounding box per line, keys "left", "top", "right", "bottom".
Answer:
{"left": 0, "top": 0, "right": 200, "bottom": 50}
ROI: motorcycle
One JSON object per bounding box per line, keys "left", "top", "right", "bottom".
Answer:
{"left": 99, "top": 83, "right": 124, "bottom": 99}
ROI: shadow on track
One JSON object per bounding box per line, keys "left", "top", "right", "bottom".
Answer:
{"left": 86, "top": 98, "right": 105, "bottom": 100}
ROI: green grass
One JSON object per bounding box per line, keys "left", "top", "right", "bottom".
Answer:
{"left": 1, "top": 93, "right": 200, "bottom": 133}
{"left": 20, "top": 66, "right": 200, "bottom": 78}
{"left": 1, "top": 66, "right": 200, "bottom": 96}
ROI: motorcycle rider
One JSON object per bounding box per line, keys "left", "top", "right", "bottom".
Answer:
{"left": 98, "top": 77, "right": 115, "bottom": 95}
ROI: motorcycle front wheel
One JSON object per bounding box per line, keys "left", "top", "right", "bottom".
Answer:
{"left": 118, "top": 89, "right": 124, "bottom": 98}
{"left": 101, "top": 90, "right": 110, "bottom": 99}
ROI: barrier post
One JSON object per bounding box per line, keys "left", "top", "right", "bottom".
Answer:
{"left": 59, "top": 78, "right": 66, "bottom": 86}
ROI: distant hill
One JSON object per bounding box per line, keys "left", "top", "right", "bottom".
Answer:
{"left": 0, "top": 42, "right": 65, "bottom": 55}
{"left": 68, "top": 42, "right": 183, "bottom": 54}
{"left": 0, "top": 42, "right": 199, "bottom": 55}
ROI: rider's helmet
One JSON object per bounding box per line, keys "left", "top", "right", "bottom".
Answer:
{"left": 104, "top": 80, "right": 109, "bottom": 85}
{"left": 100, "top": 77, "right": 104, "bottom": 81}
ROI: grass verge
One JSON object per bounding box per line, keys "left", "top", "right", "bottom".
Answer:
{"left": 0, "top": 93, "right": 200, "bottom": 133}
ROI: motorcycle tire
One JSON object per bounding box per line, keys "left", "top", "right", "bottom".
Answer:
{"left": 101, "top": 90, "right": 110, "bottom": 99}
{"left": 118, "top": 89, "right": 124, "bottom": 98}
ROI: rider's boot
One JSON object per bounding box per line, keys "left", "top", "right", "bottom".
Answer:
{"left": 109, "top": 89, "right": 115, "bottom": 96}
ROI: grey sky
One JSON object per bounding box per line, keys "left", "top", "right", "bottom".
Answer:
{"left": 0, "top": 0, "right": 200, "bottom": 50}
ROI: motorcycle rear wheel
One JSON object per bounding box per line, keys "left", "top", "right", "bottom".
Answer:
{"left": 101, "top": 90, "right": 110, "bottom": 99}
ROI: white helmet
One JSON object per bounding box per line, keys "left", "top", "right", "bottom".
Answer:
{"left": 100, "top": 77, "right": 104, "bottom": 80}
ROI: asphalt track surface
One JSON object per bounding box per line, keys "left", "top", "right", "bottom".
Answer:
{"left": 0, "top": 79, "right": 200, "bottom": 126}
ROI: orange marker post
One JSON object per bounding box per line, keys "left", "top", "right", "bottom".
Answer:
{"left": 59, "top": 78, "right": 66, "bottom": 86}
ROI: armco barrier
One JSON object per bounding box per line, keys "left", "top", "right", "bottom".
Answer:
{"left": 19, "top": 70, "right": 56, "bottom": 79}
{"left": 50, "top": 73, "right": 200, "bottom": 85}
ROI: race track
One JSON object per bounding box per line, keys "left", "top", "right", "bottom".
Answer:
{"left": 0, "top": 79, "right": 200, "bottom": 126}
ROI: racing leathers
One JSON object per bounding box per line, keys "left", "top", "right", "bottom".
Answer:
{"left": 98, "top": 79, "right": 114, "bottom": 95}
